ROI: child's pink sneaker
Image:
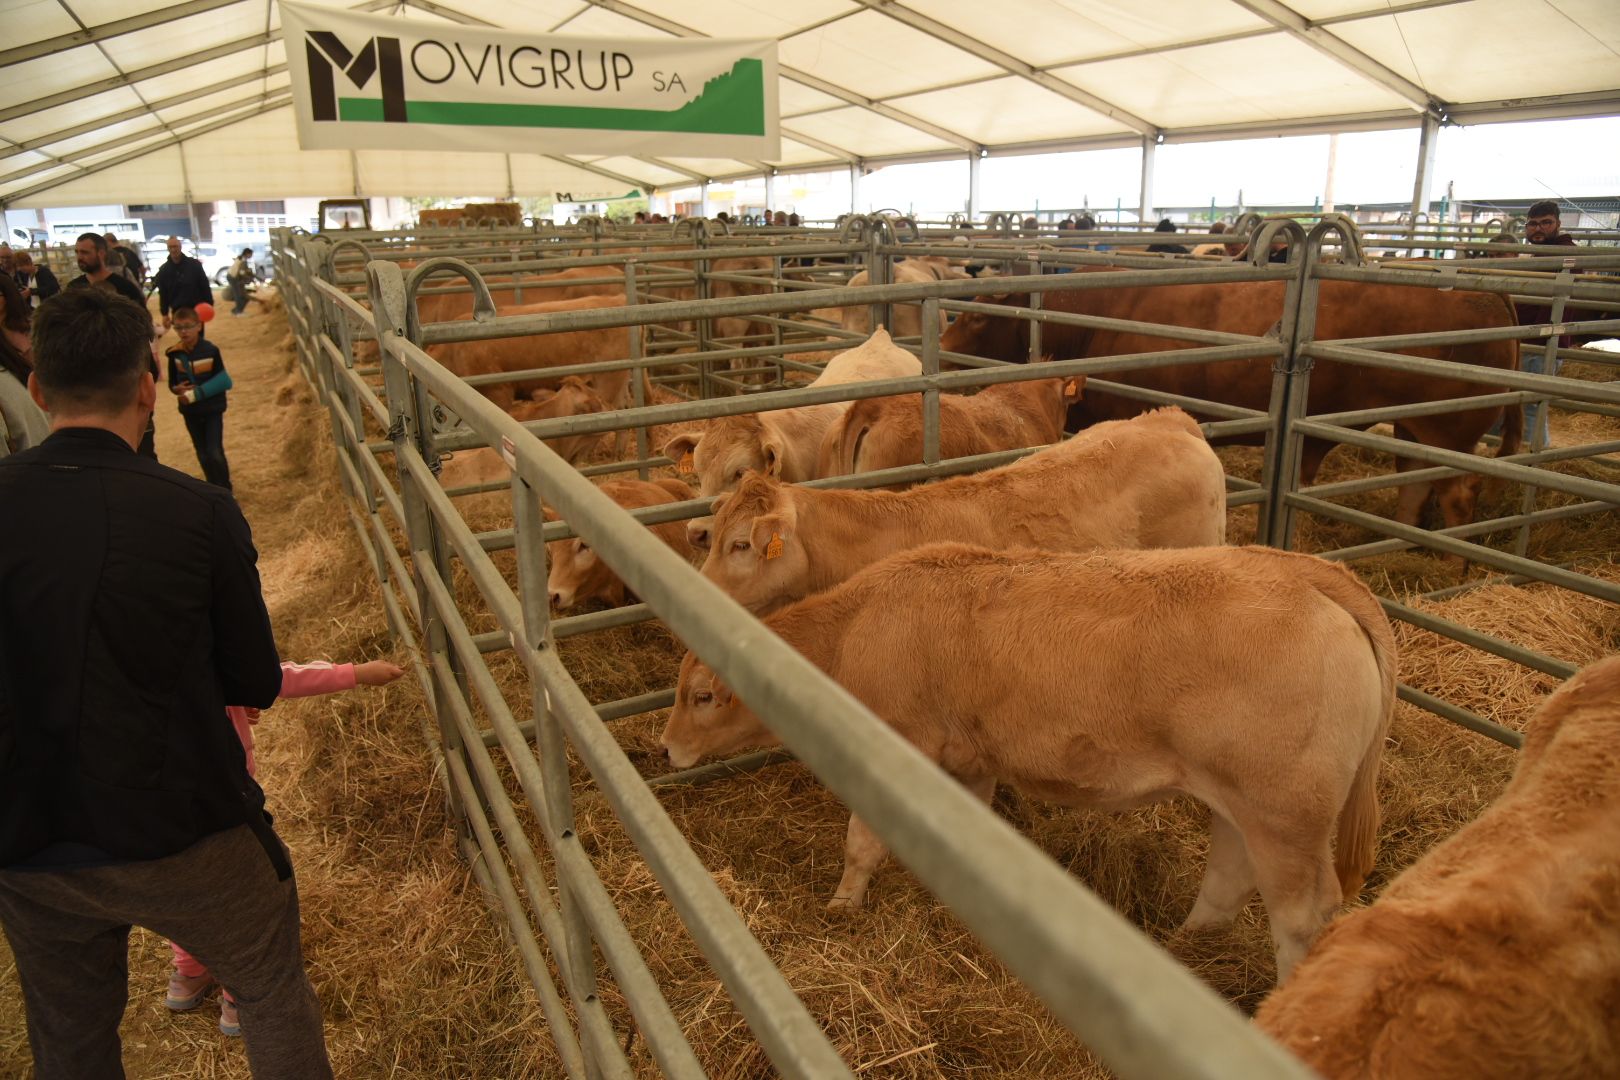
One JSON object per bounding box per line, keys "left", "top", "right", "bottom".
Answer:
{"left": 165, "top": 971, "right": 214, "bottom": 1011}
{"left": 219, "top": 995, "right": 241, "bottom": 1037}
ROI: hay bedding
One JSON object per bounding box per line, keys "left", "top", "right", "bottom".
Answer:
{"left": 4, "top": 302, "right": 1613, "bottom": 1078}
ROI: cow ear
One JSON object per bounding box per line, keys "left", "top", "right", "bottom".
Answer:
{"left": 750, "top": 512, "right": 789, "bottom": 556}
{"left": 1063, "top": 375, "right": 1086, "bottom": 402}
{"left": 761, "top": 437, "right": 785, "bottom": 477}
{"left": 663, "top": 432, "right": 700, "bottom": 461}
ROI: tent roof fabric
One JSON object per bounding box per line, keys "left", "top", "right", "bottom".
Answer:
{"left": 2, "top": 0, "right": 1616, "bottom": 207}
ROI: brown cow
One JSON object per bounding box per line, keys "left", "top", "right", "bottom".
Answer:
{"left": 663, "top": 542, "right": 1397, "bottom": 979}
{"left": 703, "top": 407, "right": 1225, "bottom": 614}
{"left": 546, "top": 477, "right": 700, "bottom": 609}
{"left": 840, "top": 257, "right": 973, "bottom": 338}
{"left": 428, "top": 295, "right": 636, "bottom": 411}
{"left": 1255, "top": 654, "right": 1620, "bottom": 1076}
{"left": 816, "top": 374, "right": 1084, "bottom": 484}
{"left": 940, "top": 274, "right": 1524, "bottom": 528}
{"left": 416, "top": 265, "right": 624, "bottom": 325}
{"left": 436, "top": 376, "right": 610, "bottom": 489}
{"left": 662, "top": 327, "right": 922, "bottom": 509}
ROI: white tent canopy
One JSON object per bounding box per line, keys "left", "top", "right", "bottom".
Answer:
{"left": 3, "top": 0, "right": 1617, "bottom": 208}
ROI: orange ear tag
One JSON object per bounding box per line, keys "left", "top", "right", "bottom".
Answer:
{"left": 765, "top": 533, "right": 784, "bottom": 560}
{"left": 679, "top": 452, "right": 695, "bottom": 474}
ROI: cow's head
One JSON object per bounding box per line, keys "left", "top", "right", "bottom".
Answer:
{"left": 512, "top": 376, "right": 608, "bottom": 466}
{"left": 939, "top": 292, "right": 1030, "bottom": 362}
{"left": 666, "top": 414, "right": 789, "bottom": 549}
{"left": 699, "top": 472, "right": 806, "bottom": 615}
{"left": 661, "top": 652, "right": 771, "bottom": 768}
{"left": 545, "top": 527, "right": 622, "bottom": 611}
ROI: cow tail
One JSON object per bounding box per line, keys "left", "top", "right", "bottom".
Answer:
{"left": 1324, "top": 565, "right": 1397, "bottom": 901}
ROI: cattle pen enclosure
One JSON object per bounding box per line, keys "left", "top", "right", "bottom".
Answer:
{"left": 271, "top": 215, "right": 1620, "bottom": 1079}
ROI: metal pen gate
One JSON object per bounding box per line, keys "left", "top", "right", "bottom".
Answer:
{"left": 271, "top": 215, "right": 1619, "bottom": 1079}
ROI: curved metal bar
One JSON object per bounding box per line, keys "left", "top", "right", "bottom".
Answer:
{"left": 404, "top": 257, "right": 498, "bottom": 342}
{"left": 1248, "top": 218, "right": 1306, "bottom": 268}
{"left": 1308, "top": 215, "right": 1365, "bottom": 267}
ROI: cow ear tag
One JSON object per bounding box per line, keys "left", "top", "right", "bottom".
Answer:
{"left": 765, "top": 533, "right": 784, "bottom": 560}
{"left": 679, "top": 452, "right": 695, "bottom": 474}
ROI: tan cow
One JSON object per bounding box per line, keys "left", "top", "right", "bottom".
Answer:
{"left": 839, "top": 257, "right": 973, "bottom": 338}
{"left": 702, "top": 407, "right": 1225, "bottom": 614}
{"left": 1256, "top": 654, "right": 1620, "bottom": 1075}
{"left": 428, "top": 295, "right": 636, "bottom": 410}
{"left": 546, "top": 477, "right": 701, "bottom": 609}
{"left": 662, "top": 327, "right": 922, "bottom": 507}
{"left": 436, "top": 376, "right": 610, "bottom": 490}
{"left": 816, "top": 374, "right": 1083, "bottom": 484}
{"left": 663, "top": 542, "right": 1397, "bottom": 979}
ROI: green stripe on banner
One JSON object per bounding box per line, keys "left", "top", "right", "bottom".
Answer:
{"left": 339, "top": 57, "right": 765, "bottom": 135}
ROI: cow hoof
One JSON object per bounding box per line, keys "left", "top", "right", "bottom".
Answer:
{"left": 827, "top": 895, "right": 864, "bottom": 912}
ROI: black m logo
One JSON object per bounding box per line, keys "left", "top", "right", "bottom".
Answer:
{"left": 306, "top": 31, "right": 406, "bottom": 123}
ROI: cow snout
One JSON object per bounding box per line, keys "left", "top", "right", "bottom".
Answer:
{"left": 686, "top": 517, "right": 712, "bottom": 551}
{"left": 548, "top": 588, "right": 569, "bottom": 609}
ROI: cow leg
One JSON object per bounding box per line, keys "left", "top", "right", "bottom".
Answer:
{"left": 1182, "top": 812, "right": 1256, "bottom": 930}
{"left": 829, "top": 814, "right": 888, "bottom": 911}
{"left": 1242, "top": 824, "right": 1340, "bottom": 982}
{"left": 1391, "top": 425, "right": 1434, "bottom": 527}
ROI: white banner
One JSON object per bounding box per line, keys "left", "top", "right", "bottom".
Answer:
{"left": 280, "top": 1, "right": 779, "bottom": 159}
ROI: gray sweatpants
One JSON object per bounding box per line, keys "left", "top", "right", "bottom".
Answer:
{"left": 0, "top": 824, "right": 333, "bottom": 1080}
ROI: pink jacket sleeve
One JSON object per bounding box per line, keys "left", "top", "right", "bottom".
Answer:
{"left": 276, "top": 660, "right": 358, "bottom": 699}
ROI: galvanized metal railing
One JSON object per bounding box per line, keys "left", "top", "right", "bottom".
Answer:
{"left": 272, "top": 214, "right": 1618, "bottom": 1077}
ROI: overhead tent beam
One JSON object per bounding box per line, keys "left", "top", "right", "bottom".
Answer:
{"left": 1, "top": 89, "right": 294, "bottom": 186}
{"left": 0, "top": 30, "right": 275, "bottom": 125}
{"left": 355, "top": 0, "right": 498, "bottom": 27}
{"left": 851, "top": 0, "right": 1159, "bottom": 137}
{"left": 1447, "top": 88, "right": 1620, "bottom": 126}
{"left": 577, "top": 0, "right": 974, "bottom": 152}
{"left": 777, "top": 128, "right": 859, "bottom": 163}
{"left": 0, "top": 0, "right": 245, "bottom": 68}
{"left": 0, "top": 65, "right": 291, "bottom": 161}
{"left": 546, "top": 155, "right": 662, "bottom": 195}
{"left": 1229, "top": 0, "right": 1444, "bottom": 117}
{"left": 0, "top": 96, "right": 292, "bottom": 208}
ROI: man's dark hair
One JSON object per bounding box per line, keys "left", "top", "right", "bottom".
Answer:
{"left": 77, "top": 232, "right": 108, "bottom": 252}
{"left": 1527, "top": 200, "right": 1560, "bottom": 220}
{"left": 32, "top": 288, "right": 152, "bottom": 413}
{"left": 1156, "top": 218, "right": 1177, "bottom": 233}
{"left": 1076, "top": 214, "right": 1097, "bottom": 230}
{"left": 241, "top": 247, "right": 253, "bottom": 256}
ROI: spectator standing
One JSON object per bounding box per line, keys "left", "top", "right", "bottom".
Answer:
{"left": 153, "top": 236, "right": 214, "bottom": 333}
{"left": 0, "top": 287, "right": 333, "bottom": 1079}
{"left": 67, "top": 233, "right": 145, "bottom": 307}
{"left": 13, "top": 252, "right": 59, "bottom": 310}
{"left": 104, "top": 233, "right": 144, "bottom": 289}
{"left": 166, "top": 306, "right": 234, "bottom": 489}
{"left": 1519, "top": 200, "right": 1580, "bottom": 443}
{"left": 227, "top": 248, "right": 256, "bottom": 316}
{"left": 0, "top": 274, "right": 49, "bottom": 457}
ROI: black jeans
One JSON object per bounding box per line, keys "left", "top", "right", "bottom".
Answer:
{"left": 183, "top": 410, "right": 230, "bottom": 490}
{"left": 229, "top": 279, "right": 249, "bottom": 314}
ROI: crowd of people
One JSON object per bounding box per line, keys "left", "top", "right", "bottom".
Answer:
{"left": 0, "top": 223, "right": 420, "bottom": 1074}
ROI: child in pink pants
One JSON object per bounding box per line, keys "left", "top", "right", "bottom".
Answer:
{"left": 166, "top": 658, "right": 405, "bottom": 1035}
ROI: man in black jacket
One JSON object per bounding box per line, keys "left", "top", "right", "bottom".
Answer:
{"left": 13, "top": 252, "right": 59, "bottom": 309}
{"left": 153, "top": 235, "right": 214, "bottom": 332}
{"left": 0, "top": 289, "right": 332, "bottom": 1079}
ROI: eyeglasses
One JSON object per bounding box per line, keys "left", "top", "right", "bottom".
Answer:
{"left": 1526, "top": 217, "right": 1559, "bottom": 229}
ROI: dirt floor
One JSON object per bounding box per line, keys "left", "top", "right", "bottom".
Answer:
{"left": 2, "top": 299, "right": 1616, "bottom": 1078}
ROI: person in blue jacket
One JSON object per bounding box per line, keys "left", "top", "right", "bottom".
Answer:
{"left": 166, "top": 306, "right": 233, "bottom": 490}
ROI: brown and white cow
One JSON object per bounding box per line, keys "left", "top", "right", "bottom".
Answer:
{"left": 940, "top": 272, "right": 1523, "bottom": 529}
{"left": 1256, "top": 653, "right": 1620, "bottom": 1075}
{"left": 662, "top": 327, "right": 922, "bottom": 510}
{"left": 663, "top": 542, "right": 1397, "bottom": 979}
{"left": 703, "top": 406, "right": 1225, "bottom": 614}
{"left": 546, "top": 477, "right": 701, "bottom": 609}
{"left": 816, "top": 374, "right": 1083, "bottom": 484}
{"left": 428, "top": 295, "right": 636, "bottom": 410}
